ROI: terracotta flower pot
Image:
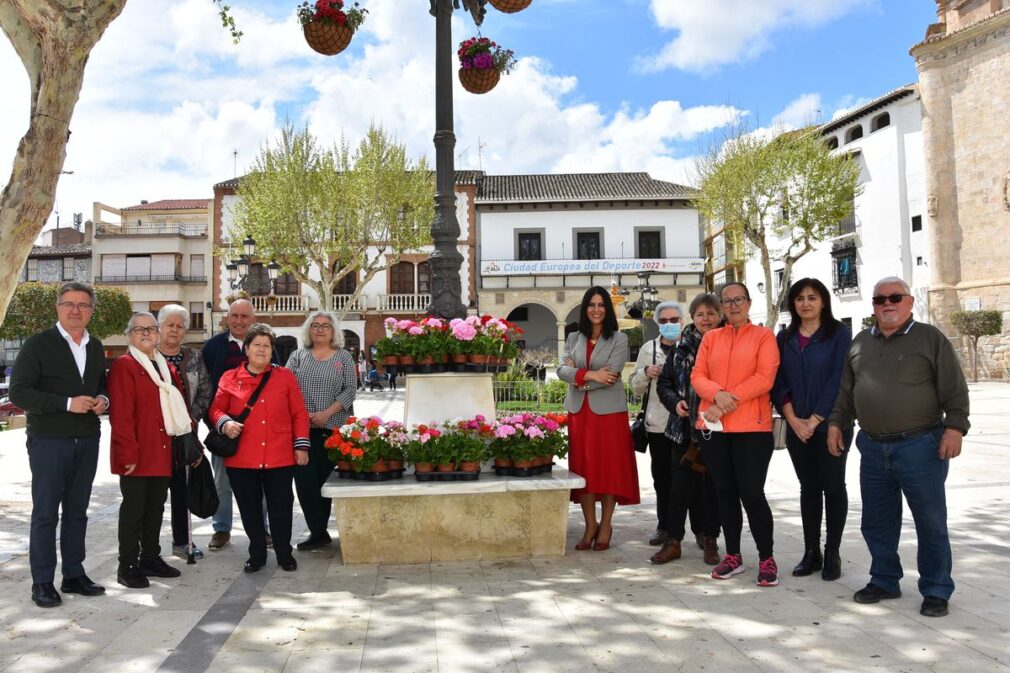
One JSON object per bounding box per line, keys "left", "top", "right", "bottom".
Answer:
{"left": 382, "top": 355, "right": 400, "bottom": 366}
{"left": 386, "top": 460, "right": 404, "bottom": 471}
{"left": 458, "top": 67, "right": 500, "bottom": 95}
{"left": 513, "top": 459, "right": 535, "bottom": 469}
{"left": 459, "top": 461, "right": 481, "bottom": 473}
{"left": 468, "top": 354, "right": 490, "bottom": 364}
{"left": 414, "top": 462, "right": 434, "bottom": 473}
{"left": 437, "top": 462, "right": 457, "bottom": 472}
{"left": 399, "top": 355, "right": 416, "bottom": 365}
{"left": 493, "top": 457, "right": 513, "bottom": 468}
{"left": 489, "top": 0, "right": 532, "bottom": 13}
{"left": 418, "top": 355, "right": 435, "bottom": 365}
{"left": 336, "top": 460, "right": 352, "bottom": 471}
{"left": 451, "top": 354, "right": 469, "bottom": 364}
{"left": 369, "top": 458, "right": 389, "bottom": 473}
{"left": 303, "top": 22, "right": 354, "bottom": 56}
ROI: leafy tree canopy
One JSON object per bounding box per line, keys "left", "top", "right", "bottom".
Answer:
{"left": 0, "top": 282, "right": 134, "bottom": 340}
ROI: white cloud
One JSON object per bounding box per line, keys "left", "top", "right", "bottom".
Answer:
{"left": 641, "top": 0, "right": 871, "bottom": 73}
{"left": 0, "top": 0, "right": 747, "bottom": 233}
{"left": 772, "top": 93, "right": 823, "bottom": 128}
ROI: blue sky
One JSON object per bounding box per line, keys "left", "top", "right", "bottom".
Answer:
{"left": 0, "top": 0, "right": 939, "bottom": 229}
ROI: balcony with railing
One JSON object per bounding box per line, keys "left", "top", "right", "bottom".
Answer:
{"left": 250, "top": 294, "right": 309, "bottom": 313}
{"left": 377, "top": 294, "right": 430, "bottom": 313}
{"left": 332, "top": 294, "right": 368, "bottom": 313}
{"left": 94, "top": 222, "right": 208, "bottom": 238}
{"left": 94, "top": 274, "right": 207, "bottom": 284}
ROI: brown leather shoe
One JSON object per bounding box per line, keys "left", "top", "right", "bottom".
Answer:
{"left": 650, "top": 540, "right": 682, "bottom": 565}
{"left": 208, "top": 531, "right": 230, "bottom": 551}
{"left": 702, "top": 536, "right": 720, "bottom": 565}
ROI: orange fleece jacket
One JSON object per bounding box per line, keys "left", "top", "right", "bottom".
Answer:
{"left": 690, "top": 322, "right": 780, "bottom": 433}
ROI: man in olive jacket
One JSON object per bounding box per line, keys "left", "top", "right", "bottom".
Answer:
{"left": 10, "top": 282, "right": 110, "bottom": 608}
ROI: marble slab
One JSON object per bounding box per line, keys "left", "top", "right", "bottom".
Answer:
{"left": 403, "top": 373, "right": 496, "bottom": 427}
{"left": 321, "top": 468, "right": 585, "bottom": 499}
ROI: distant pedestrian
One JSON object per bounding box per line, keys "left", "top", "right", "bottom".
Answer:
{"left": 10, "top": 282, "right": 110, "bottom": 608}
{"left": 829, "top": 276, "right": 970, "bottom": 618}
{"left": 387, "top": 365, "right": 398, "bottom": 391}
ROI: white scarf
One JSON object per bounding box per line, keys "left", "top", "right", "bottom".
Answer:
{"left": 128, "top": 346, "right": 193, "bottom": 436}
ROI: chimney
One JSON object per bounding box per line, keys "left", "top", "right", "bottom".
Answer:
{"left": 140, "top": 199, "right": 148, "bottom": 205}
{"left": 83, "top": 220, "right": 93, "bottom": 243}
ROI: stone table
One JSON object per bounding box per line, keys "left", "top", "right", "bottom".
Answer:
{"left": 321, "top": 469, "right": 586, "bottom": 565}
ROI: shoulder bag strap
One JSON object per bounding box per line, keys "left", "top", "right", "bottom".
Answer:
{"left": 232, "top": 368, "right": 273, "bottom": 424}
{"left": 641, "top": 340, "right": 656, "bottom": 411}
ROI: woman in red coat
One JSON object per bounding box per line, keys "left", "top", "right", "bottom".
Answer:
{"left": 109, "top": 312, "right": 194, "bottom": 589}
{"left": 209, "top": 323, "right": 310, "bottom": 573}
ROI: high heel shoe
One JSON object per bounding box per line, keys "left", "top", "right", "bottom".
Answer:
{"left": 575, "top": 528, "right": 598, "bottom": 551}
{"left": 592, "top": 527, "right": 612, "bottom": 551}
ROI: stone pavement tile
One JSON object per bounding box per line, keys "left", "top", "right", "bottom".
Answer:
{"left": 480, "top": 559, "right": 540, "bottom": 583}
{"left": 99, "top": 608, "right": 205, "bottom": 656}
{"left": 359, "top": 640, "right": 438, "bottom": 673}
{"left": 364, "top": 615, "right": 436, "bottom": 645}
{"left": 493, "top": 595, "right": 574, "bottom": 643}
{"left": 551, "top": 591, "right": 647, "bottom": 641}
{"left": 207, "top": 648, "right": 292, "bottom": 672}
{"left": 75, "top": 653, "right": 169, "bottom": 673}
{"left": 506, "top": 636, "right": 594, "bottom": 673}
{"left": 220, "top": 607, "right": 307, "bottom": 653}
{"left": 580, "top": 632, "right": 678, "bottom": 673}
{"left": 284, "top": 646, "right": 365, "bottom": 673}
{"left": 292, "top": 609, "right": 370, "bottom": 649}
{"left": 432, "top": 600, "right": 506, "bottom": 643}
{"left": 435, "top": 640, "right": 518, "bottom": 673}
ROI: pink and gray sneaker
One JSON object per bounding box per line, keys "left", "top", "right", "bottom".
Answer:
{"left": 711, "top": 554, "right": 745, "bottom": 579}
{"left": 757, "top": 556, "right": 780, "bottom": 587}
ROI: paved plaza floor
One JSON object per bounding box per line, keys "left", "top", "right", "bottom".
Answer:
{"left": 0, "top": 384, "right": 1008, "bottom": 673}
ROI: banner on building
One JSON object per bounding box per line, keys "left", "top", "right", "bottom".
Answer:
{"left": 479, "top": 257, "right": 704, "bottom": 276}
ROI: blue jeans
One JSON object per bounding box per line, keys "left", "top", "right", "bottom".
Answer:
{"left": 855, "top": 428, "right": 953, "bottom": 600}
{"left": 210, "top": 453, "right": 233, "bottom": 533}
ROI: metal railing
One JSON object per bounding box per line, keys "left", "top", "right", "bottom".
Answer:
{"left": 377, "top": 293, "right": 431, "bottom": 312}
{"left": 332, "top": 294, "right": 368, "bottom": 312}
{"left": 490, "top": 379, "right": 641, "bottom": 416}
{"left": 250, "top": 294, "right": 308, "bottom": 313}
{"left": 94, "top": 274, "right": 207, "bottom": 284}
{"left": 95, "top": 222, "right": 208, "bottom": 237}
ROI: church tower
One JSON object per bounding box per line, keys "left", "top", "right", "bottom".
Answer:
{"left": 910, "top": 1, "right": 1010, "bottom": 375}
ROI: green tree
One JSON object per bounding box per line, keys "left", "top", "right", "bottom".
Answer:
{"left": 695, "top": 126, "right": 862, "bottom": 325}
{"left": 950, "top": 309, "right": 1004, "bottom": 382}
{"left": 232, "top": 124, "right": 434, "bottom": 316}
{"left": 0, "top": 282, "right": 133, "bottom": 340}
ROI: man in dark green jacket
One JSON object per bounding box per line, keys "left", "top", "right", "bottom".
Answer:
{"left": 10, "top": 282, "right": 110, "bottom": 608}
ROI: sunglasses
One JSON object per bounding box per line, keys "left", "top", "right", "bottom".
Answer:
{"left": 871, "top": 293, "right": 909, "bottom": 306}
{"left": 656, "top": 317, "right": 681, "bottom": 324}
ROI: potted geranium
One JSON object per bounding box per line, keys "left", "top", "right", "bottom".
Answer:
{"left": 404, "top": 424, "right": 440, "bottom": 480}
{"left": 298, "top": 0, "right": 368, "bottom": 56}
{"left": 457, "top": 36, "right": 517, "bottom": 94}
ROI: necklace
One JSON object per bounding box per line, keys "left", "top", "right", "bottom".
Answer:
{"left": 589, "top": 333, "right": 601, "bottom": 345}
{"left": 799, "top": 323, "right": 819, "bottom": 337}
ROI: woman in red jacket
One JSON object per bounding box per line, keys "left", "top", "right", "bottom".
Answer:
{"left": 109, "top": 312, "right": 194, "bottom": 589}
{"left": 691, "top": 283, "right": 781, "bottom": 587}
{"left": 210, "top": 323, "right": 310, "bottom": 573}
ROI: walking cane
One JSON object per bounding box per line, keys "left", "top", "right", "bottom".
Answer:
{"left": 186, "top": 463, "right": 196, "bottom": 565}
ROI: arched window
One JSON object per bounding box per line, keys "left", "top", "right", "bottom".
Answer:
{"left": 273, "top": 271, "right": 299, "bottom": 295}
{"left": 845, "top": 125, "right": 864, "bottom": 144}
{"left": 417, "top": 261, "right": 431, "bottom": 294}
{"left": 825, "top": 136, "right": 839, "bottom": 150}
{"left": 390, "top": 261, "right": 415, "bottom": 294}
{"left": 335, "top": 269, "right": 357, "bottom": 295}
{"left": 871, "top": 112, "right": 890, "bottom": 132}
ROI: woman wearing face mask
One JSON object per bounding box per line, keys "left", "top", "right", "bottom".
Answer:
{"left": 630, "top": 301, "right": 692, "bottom": 554}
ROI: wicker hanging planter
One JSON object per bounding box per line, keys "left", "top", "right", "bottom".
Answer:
{"left": 303, "top": 22, "right": 354, "bottom": 56}
{"left": 489, "top": 0, "right": 532, "bottom": 13}
{"left": 458, "top": 67, "right": 501, "bottom": 95}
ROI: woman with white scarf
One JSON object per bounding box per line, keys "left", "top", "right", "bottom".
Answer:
{"left": 108, "top": 312, "right": 194, "bottom": 589}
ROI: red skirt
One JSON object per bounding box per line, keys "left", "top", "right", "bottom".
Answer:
{"left": 567, "top": 403, "right": 640, "bottom": 505}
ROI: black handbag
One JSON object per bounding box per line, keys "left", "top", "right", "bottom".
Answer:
{"left": 174, "top": 432, "right": 204, "bottom": 468}
{"left": 205, "top": 369, "right": 273, "bottom": 458}
{"left": 631, "top": 342, "right": 657, "bottom": 453}
{"left": 187, "top": 458, "right": 219, "bottom": 518}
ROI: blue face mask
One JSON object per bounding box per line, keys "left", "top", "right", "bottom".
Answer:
{"left": 659, "top": 322, "right": 681, "bottom": 340}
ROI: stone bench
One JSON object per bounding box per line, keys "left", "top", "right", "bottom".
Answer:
{"left": 320, "top": 469, "right": 585, "bottom": 565}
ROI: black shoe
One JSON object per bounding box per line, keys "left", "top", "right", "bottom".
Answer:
{"left": 278, "top": 557, "right": 298, "bottom": 572}
{"left": 31, "top": 583, "right": 62, "bottom": 608}
{"left": 694, "top": 533, "right": 705, "bottom": 550}
{"left": 648, "top": 529, "right": 669, "bottom": 546}
{"left": 139, "top": 556, "right": 181, "bottom": 578}
{"left": 821, "top": 548, "right": 841, "bottom": 581}
{"left": 265, "top": 533, "right": 273, "bottom": 549}
{"left": 244, "top": 559, "right": 264, "bottom": 573}
{"left": 61, "top": 574, "right": 106, "bottom": 596}
{"left": 920, "top": 596, "right": 949, "bottom": 617}
{"left": 792, "top": 548, "right": 823, "bottom": 576}
{"left": 853, "top": 583, "right": 901, "bottom": 604}
{"left": 117, "top": 565, "right": 150, "bottom": 589}
{"left": 296, "top": 532, "right": 332, "bottom": 551}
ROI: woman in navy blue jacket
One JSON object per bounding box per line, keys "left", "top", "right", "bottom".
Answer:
{"left": 772, "top": 278, "right": 852, "bottom": 581}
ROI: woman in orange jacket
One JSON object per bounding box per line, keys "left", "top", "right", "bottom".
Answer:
{"left": 210, "top": 323, "right": 310, "bottom": 574}
{"left": 691, "top": 282, "right": 781, "bottom": 587}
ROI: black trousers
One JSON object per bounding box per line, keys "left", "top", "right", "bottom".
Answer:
{"left": 27, "top": 433, "right": 100, "bottom": 583}
{"left": 294, "top": 428, "right": 336, "bottom": 537}
{"left": 118, "top": 475, "right": 170, "bottom": 566}
{"left": 228, "top": 466, "right": 295, "bottom": 565}
{"left": 648, "top": 432, "right": 720, "bottom": 540}
{"left": 169, "top": 463, "right": 188, "bottom": 547}
{"left": 786, "top": 428, "right": 850, "bottom": 551}
{"left": 701, "top": 431, "right": 775, "bottom": 559}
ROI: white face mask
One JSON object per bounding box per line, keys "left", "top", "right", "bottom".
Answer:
{"left": 699, "top": 410, "right": 723, "bottom": 433}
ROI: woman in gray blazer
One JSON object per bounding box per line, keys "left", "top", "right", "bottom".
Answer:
{"left": 557, "top": 287, "right": 640, "bottom": 551}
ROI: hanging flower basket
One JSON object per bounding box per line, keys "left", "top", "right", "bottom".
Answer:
{"left": 303, "top": 22, "right": 354, "bottom": 55}
{"left": 298, "top": 0, "right": 368, "bottom": 56}
{"left": 457, "top": 36, "right": 517, "bottom": 95}
{"left": 458, "top": 67, "right": 501, "bottom": 95}
{"left": 489, "top": 0, "right": 532, "bottom": 13}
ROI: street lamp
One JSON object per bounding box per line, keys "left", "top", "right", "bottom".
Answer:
{"left": 225, "top": 235, "right": 281, "bottom": 294}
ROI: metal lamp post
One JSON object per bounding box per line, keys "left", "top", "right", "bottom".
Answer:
{"left": 225, "top": 235, "right": 281, "bottom": 294}
{"left": 425, "top": 0, "right": 489, "bottom": 320}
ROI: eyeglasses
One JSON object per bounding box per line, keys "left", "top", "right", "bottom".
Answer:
{"left": 720, "top": 296, "right": 748, "bottom": 307}
{"left": 871, "top": 293, "right": 909, "bottom": 306}
{"left": 310, "top": 323, "right": 333, "bottom": 331}
{"left": 657, "top": 317, "right": 681, "bottom": 324}
{"left": 129, "top": 326, "right": 159, "bottom": 336}
{"left": 58, "top": 302, "right": 94, "bottom": 312}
